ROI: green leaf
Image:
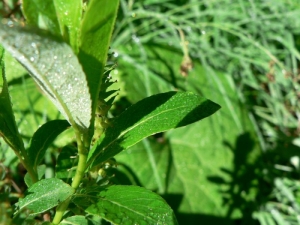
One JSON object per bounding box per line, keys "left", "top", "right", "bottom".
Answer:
{"left": 0, "top": 23, "right": 92, "bottom": 131}
{"left": 115, "top": 45, "right": 262, "bottom": 220}
{"left": 61, "top": 216, "right": 89, "bottom": 225}
{"left": 22, "top": 0, "right": 61, "bottom": 35}
{"left": 27, "top": 120, "right": 70, "bottom": 169}
{"left": 88, "top": 91, "right": 220, "bottom": 168}
{"left": 15, "top": 178, "right": 74, "bottom": 215}
{"left": 0, "top": 46, "right": 25, "bottom": 153}
{"left": 79, "top": 0, "right": 119, "bottom": 129}
{"left": 85, "top": 185, "right": 178, "bottom": 225}
{"left": 55, "top": 145, "right": 78, "bottom": 181}
{"left": 53, "top": 0, "right": 82, "bottom": 52}
{"left": 24, "top": 164, "right": 46, "bottom": 187}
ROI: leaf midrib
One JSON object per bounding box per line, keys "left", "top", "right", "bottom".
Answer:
{"left": 90, "top": 103, "right": 191, "bottom": 164}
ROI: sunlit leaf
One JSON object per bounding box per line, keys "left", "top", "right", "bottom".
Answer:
{"left": 85, "top": 185, "right": 178, "bottom": 225}
{"left": 22, "top": 0, "right": 61, "bottom": 35}
{"left": 0, "top": 22, "right": 92, "bottom": 131}
{"left": 16, "top": 178, "right": 74, "bottom": 215}
{"left": 53, "top": 0, "right": 82, "bottom": 52}
{"left": 61, "top": 216, "right": 89, "bottom": 225}
{"left": 87, "top": 91, "right": 220, "bottom": 168}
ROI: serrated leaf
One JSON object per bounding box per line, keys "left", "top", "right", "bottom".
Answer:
{"left": 22, "top": 0, "right": 61, "bottom": 35}
{"left": 0, "top": 23, "right": 92, "bottom": 131}
{"left": 87, "top": 91, "right": 220, "bottom": 168}
{"left": 61, "top": 216, "right": 89, "bottom": 225}
{"left": 0, "top": 45, "right": 25, "bottom": 153}
{"left": 24, "top": 164, "right": 46, "bottom": 187}
{"left": 16, "top": 178, "right": 74, "bottom": 215}
{"left": 53, "top": 0, "right": 82, "bottom": 52}
{"left": 85, "top": 185, "right": 178, "bottom": 225}
{"left": 79, "top": 0, "right": 119, "bottom": 129}
{"left": 27, "top": 120, "right": 70, "bottom": 169}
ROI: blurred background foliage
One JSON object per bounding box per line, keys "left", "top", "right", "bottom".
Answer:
{"left": 1, "top": 0, "right": 300, "bottom": 224}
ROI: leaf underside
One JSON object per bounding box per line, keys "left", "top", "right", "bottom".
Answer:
{"left": 0, "top": 22, "right": 92, "bottom": 131}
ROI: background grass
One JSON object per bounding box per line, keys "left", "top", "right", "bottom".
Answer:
{"left": 1, "top": 0, "right": 300, "bottom": 224}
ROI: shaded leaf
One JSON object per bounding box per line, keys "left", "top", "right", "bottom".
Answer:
{"left": 79, "top": 0, "right": 119, "bottom": 131}
{"left": 55, "top": 145, "right": 78, "bottom": 181}
{"left": 16, "top": 178, "right": 74, "bottom": 215}
{"left": 87, "top": 91, "right": 220, "bottom": 168}
{"left": 0, "top": 23, "right": 92, "bottom": 131}
{"left": 85, "top": 185, "right": 178, "bottom": 225}
{"left": 27, "top": 120, "right": 70, "bottom": 169}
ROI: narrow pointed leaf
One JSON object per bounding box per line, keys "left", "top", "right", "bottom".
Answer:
{"left": 22, "top": 0, "right": 61, "bottom": 35}
{"left": 15, "top": 178, "right": 74, "bottom": 215}
{"left": 27, "top": 120, "right": 70, "bottom": 169}
{"left": 0, "top": 23, "right": 92, "bottom": 131}
{"left": 85, "top": 185, "right": 178, "bottom": 225}
{"left": 0, "top": 46, "right": 25, "bottom": 153}
{"left": 88, "top": 91, "right": 220, "bottom": 168}
{"left": 53, "top": 0, "right": 82, "bottom": 52}
{"left": 79, "top": 0, "right": 119, "bottom": 128}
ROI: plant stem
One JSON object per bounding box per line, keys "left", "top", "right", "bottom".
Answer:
{"left": 52, "top": 128, "right": 89, "bottom": 224}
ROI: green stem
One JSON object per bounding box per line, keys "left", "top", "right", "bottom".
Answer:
{"left": 52, "top": 128, "right": 89, "bottom": 224}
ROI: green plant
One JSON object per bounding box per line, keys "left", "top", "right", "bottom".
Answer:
{"left": 108, "top": 1, "right": 300, "bottom": 223}
{"left": 0, "top": 0, "right": 220, "bottom": 224}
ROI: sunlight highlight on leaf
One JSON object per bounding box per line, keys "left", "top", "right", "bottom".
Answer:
{"left": 0, "top": 22, "right": 92, "bottom": 131}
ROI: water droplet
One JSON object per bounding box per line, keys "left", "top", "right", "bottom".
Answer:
{"left": 186, "top": 26, "right": 192, "bottom": 32}
{"left": 7, "top": 20, "right": 13, "bottom": 27}
{"left": 132, "top": 35, "right": 140, "bottom": 43}
{"left": 113, "top": 52, "right": 119, "bottom": 57}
